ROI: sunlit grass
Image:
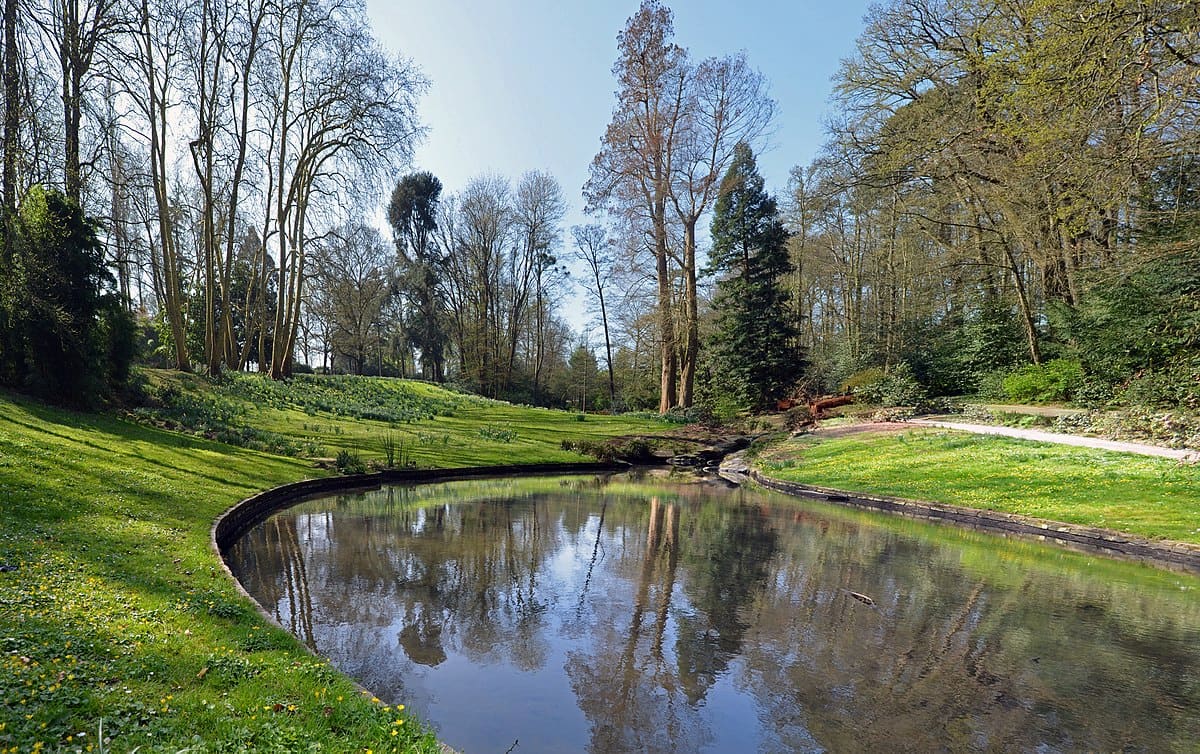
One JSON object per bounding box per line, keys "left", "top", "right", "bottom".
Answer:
{"left": 133, "top": 369, "right": 668, "bottom": 466}
{"left": 757, "top": 428, "right": 1200, "bottom": 543}
{"left": 0, "top": 378, "right": 671, "bottom": 752}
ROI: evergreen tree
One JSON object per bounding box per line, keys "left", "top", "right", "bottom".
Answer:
{"left": 708, "top": 143, "right": 801, "bottom": 409}
{"left": 388, "top": 172, "right": 446, "bottom": 381}
{"left": 6, "top": 186, "right": 134, "bottom": 404}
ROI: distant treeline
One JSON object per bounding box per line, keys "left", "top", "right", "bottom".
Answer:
{"left": 0, "top": 0, "right": 1196, "bottom": 413}
{"left": 783, "top": 0, "right": 1199, "bottom": 408}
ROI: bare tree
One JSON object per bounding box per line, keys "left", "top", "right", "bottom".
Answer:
{"left": 512, "top": 170, "right": 566, "bottom": 402}
{"left": 586, "top": 0, "right": 688, "bottom": 414}
{"left": 33, "top": 0, "right": 125, "bottom": 205}
{"left": 442, "top": 174, "right": 511, "bottom": 395}
{"left": 2, "top": 0, "right": 19, "bottom": 273}
{"left": 669, "top": 52, "right": 774, "bottom": 406}
{"left": 127, "top": 0, "right": 190, "bottom": 369}
{"left": 588, "top": 2, "right": 774, "bottom": 411}
{"left": 572, "top": 223, "right": 618, "bottom": 411}
{"left": 310, "top": 222, "right": 392, "bottom": 374}
{"left": 263, "top": 0, "right": 425, "bottom": 379}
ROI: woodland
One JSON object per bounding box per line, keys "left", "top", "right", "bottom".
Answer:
{"left": 1, "top": 3, "right": 1199, "bottom": 750}
{"left": 0, "top": 0, "right": 1196, "bottom": 419}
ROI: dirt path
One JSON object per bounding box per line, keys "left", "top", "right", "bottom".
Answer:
{"left": 904, "top": 418, "right": 1198, "bottom": 462}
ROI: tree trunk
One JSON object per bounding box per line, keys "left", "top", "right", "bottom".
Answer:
{"left": 678, "top": 218, "right": 699, "bottom": 408}
{"left": 598, "top": 280, "right": 616, "bottom": 411}
{"left": 139, "top": 0, "right": 189, "bottom": 371}
{"left": 3, "top": 0, "right": 17, "bottom": 235}
{"left": 60, "top": 1, "right": 81, "bottom": 205}
{"left": 655, "top": 203, "right": 677, "bottom": 414}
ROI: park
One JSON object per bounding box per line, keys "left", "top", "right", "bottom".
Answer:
{"left": 2, "top": 0, "right": 1198, "bottom": 751}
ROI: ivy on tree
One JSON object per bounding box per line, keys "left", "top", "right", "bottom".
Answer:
{"left": 707, "top": 142, "right": 802, "bottom": 409}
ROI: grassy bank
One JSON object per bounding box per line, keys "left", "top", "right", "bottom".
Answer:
{"left": 129, "top": 370, "right": 666, "bottom": 467}
{"left": 756, "top": 427, "right": 1200, "bottom": 544}
{"left": 0, "top": 378, "right": 669, "bottom": 752}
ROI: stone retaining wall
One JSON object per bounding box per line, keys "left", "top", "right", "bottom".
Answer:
{"left": 208, "top": 463, "right": 622, "bottom": 754}
{"left": 749, "top": 470, "right": 1200, "bottom": 574}
{"left": 212, "top": 462, "right": 626, "bottom": 554}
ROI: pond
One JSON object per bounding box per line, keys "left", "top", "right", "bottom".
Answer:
{"left": 227, "top": 472, "right": 1200, "bottom": 753}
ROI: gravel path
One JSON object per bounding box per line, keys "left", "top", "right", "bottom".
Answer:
{"left": 907, "top": 418, "right": 1198, "bottom": 463}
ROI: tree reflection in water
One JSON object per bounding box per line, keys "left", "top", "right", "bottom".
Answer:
{"left": 228, "top": 475, "right": 1200, "bottom": 754}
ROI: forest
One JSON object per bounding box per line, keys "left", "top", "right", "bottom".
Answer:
{"left": 0, "top": 0, "right": 1196, "bottom": 417}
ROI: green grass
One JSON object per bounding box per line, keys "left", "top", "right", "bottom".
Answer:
{"left": 131, "top": 370, "right": 668, "bottom": 467}
{"left": 756, "top": 428, "right": 1200, "bottom": 544}
{"left": 0, "top": 377, "right": 670, "bottom": 752}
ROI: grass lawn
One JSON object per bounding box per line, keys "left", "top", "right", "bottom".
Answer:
{"left": 0, "top": 377, "right": 670, "bottom": 753}
{"left": 756, "top": 427, "right": 1200, "bottom": 544}
{"left": 131, "top": 369, "right": 667, "bottom": 467}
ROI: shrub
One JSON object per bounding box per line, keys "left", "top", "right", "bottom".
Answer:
{"left": 478, "top": 424, "right": 518, "bottom": 442}
{"left": 1113, "top": 359, "right": 1200, "bottom": 410}
{"left": 1001, "top": 359, "right": 1083, "bottom": 403}
{"left": 847, "top": 363, "right": 928, "bottom": 408}
{"left": 2, "top": 186, "right": 135, "bottom": 404}
{"left": 839, "top": 367, "right": 886, "bottom": 395}
{"left": 334, "top": 448, "right": 365, "bottom": 474}
{"left": 562, "top": 437, "right": 653, "bottom": 463}
{"left": 975, "top": 369, "right": 1009, "bottom": 401}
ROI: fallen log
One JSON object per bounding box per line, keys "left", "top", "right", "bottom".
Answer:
{"left": 808, "top": 394, "right": 854, "bottom": 418}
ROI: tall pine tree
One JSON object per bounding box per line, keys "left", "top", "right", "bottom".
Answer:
{"left": 708, "top": 142, "right": 801, "bottom": 409}
{"left": 388, "top": 172, "right": 446, "bottom": 381}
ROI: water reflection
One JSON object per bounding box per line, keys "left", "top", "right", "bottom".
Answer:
{"left": 228, "top": 474, "right": 1200, "bottom": 753}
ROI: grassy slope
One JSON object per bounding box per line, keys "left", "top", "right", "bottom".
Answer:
{"left": 757, "top": 427, "right": 1200, "bottom": 543}
{"left": 134, "top": 370, "right": 664, "bottom": 467}
{"left": 0, "top": 377, "right": 669, "bottom": 753}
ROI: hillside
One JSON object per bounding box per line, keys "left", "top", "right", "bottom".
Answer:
{"left": 128, "top": 370, "right": 671, "bottom": 467}
{"left": 0, "top": 376, "right": 670, "bottom": 752}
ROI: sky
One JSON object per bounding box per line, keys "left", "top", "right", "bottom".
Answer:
{"left": 363, "top": 0, "right": 874, "bottom": 329}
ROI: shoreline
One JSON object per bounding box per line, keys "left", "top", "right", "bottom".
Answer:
{"left": 740, "top": 465, "right": 1200, "bottom": 575}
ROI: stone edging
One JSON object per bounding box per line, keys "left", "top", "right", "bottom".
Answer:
{"left": 212, "top": 461, "right": 626, "bottom": 610}
{"left": 748, "top": 469, "right": 1200, "bottom": 574}
{"left": 211, "top": 462, "right": 626, "bottom": 553}
{"left": 209, "top": 462, "right": 626, "bottom": 754}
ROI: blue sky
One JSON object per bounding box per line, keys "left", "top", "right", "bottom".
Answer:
{"left": 363, "top": 0, "right": 873, "bottom": 325}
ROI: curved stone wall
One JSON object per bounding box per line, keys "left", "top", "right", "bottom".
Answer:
{"left": 749, "top": 470, "right": 1200, "bottom": 574}
{"left": 212, "top": 462, "right": 627, "bottom": 554}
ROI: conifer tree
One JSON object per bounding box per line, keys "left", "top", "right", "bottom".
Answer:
{"left": 708, "top": 143, "right": 802, "bottom": 409}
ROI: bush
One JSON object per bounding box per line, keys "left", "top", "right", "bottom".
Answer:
{"left": 478, "top": 424, "right": 518, "bottom": 442}
{"left": 839, "top": 367, "right": 886, "bottom": 395}
{"left": 334, "top": 448, "right": 365, "bottom": 474}
{"left": 1, "top": 186, "right": 135, "bottom": 404}
{"left": 975, "top": 369, "right": 1009, "bottom": 401}
{"left": 847, "top": 363, "right": 928, "bottom": 408}
{"left": 1051, "top": 407, "right": 1200, "bottom": 449}
{"left": 1001, "top": 359, "right": 1083, "bottom": 403}
{"left": 562, "top": 437, "right": 653, "bottom": 463}
{"left": 1113, "top": 359, "right": 1200, "bottom": 410}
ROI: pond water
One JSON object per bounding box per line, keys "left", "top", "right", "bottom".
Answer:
{"left": 227, "top": 472, "right": 1200, "bottom": 753}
